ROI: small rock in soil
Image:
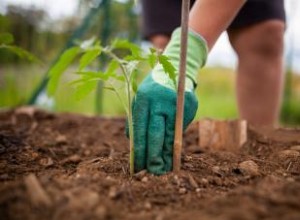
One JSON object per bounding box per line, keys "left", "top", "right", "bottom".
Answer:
{"left": 179, "top": 188, "right": 187, "bottom": 194}
{"left": 61, "top": 155, "right": 81, "bottom": 164}
{"left": 200, "top": 178, "right": 209, "bottom": 187}
{"left": 39, "top": 157, "right": 54, "bottom": 167}
{"left": 144, "top": 201, "right": 152, "bottom": 210}
{"left": 211, "top": 177, "right": 222, "bottom": 186}
{"left": 171, "top": 175, "right": 181, "bottom": 186}
{"left": 108, "top": 187, "right": 122, "bottom": 199}
{"left": 212, "top": 166, "right": 224, "bottom": 177}
{"left": 286, "top": 177, "right": 295, "bottom": 182}
{"left": 134, "top": 170, "right": 147, "bottom": 181}
{"left": 141, "top": 176, "right": 148, "bottom": 183}
{"left": 95, "top": 206, "right": 108, "bottom": 218}
{"left": 55, "top": 135, "right": 67, "bottom": 144}
{"left": 155, "top": 213, "right": 164, "bottom": 220}
{"left": 82, "top": 190, "right": 100, "bottom": 208}
{"left": 31, "top": 151, "right": 39, "bottom": 160}
{"left": 83, "top": 149, "right": 91, "bottom": 156}
{"left": 238, "top": 160, "right": 260, "bottom": 177}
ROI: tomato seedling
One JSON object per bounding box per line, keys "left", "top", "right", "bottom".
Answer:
{"left": 47, "top": 38, "right": 175, "bottom": 176}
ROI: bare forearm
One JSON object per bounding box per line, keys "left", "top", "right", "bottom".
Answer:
{"left": 189, "top": 0, "right": 246, "bottom": 50}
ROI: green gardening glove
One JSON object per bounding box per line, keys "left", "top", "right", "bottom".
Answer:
{"left": 133, "top": 28, "right": 208, "bottom": 175}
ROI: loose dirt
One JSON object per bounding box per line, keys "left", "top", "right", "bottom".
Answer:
{"left": 0, "top": 107, "right": 299, "bottom": 220}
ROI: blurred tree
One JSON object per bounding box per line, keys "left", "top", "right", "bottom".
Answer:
{"left": 0, "top": 4, "right": 77, "bottom": 64}
{"left": 5, "top": 5, "right": 45, "bottom": 53}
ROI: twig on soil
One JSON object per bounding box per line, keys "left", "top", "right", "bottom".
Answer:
{"left": 286, "top": 162, "right": 292, "bottom": 171}
{"left": 250, "top": 158, "right": 280, "bottom": 166}
{"left": 199, "top": 158, "right": 214, "bottom": 168}
{"left": 188, "top": 173, "right": 199, "bottom": 189}
{"left": 24, "top": 173, "right": 52, "bottom": 207}
{"left": 123, "top": 183, "right": 134, "bottom": 203}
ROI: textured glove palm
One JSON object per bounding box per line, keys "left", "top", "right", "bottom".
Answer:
{"left": 133, "top": 28, "right": 208, "bottom": 175}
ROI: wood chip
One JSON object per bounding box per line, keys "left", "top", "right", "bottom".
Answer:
{"left": 199, "top": 119, "right": 247, "bottom": 151}
{"left": 15, "top": 106, "right": 36, "bottom": 117}
{"left": 188, "top": 174, "right": 198, "bottom": 189}
{"left": 24, "top": 173, "right": 52, "bottom": 207}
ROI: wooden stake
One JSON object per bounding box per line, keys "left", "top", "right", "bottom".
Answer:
{"left": 199, "top": 119, "right": 248, "bottom": 151}
{"left": 173, "top": 0, "right": 190, "bottom": 173}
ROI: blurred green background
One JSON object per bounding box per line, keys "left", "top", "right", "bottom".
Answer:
{"left": 1, "top": 0, "right": 300, "bottom": 125}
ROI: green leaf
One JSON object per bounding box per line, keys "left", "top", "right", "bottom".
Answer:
{"left": 106, "top": 60, "right": 119, "bottom": 76}
{"left": 79, "top": 48, "right": 101, "bottom": 71}
{"left": 68, "top": 78, "right": 86, "bottom": 87}
{"left": 0, "top": 33, "right": 14, "bottom": 44}
{"left": 158, "top": 54, "right": 177, "bottom": 86}
{"left": 74, "top": 80, "right": 97, "bottom": 100}
{"left": 149, "top": 47, "right": 157, "bottom": 53}
{"left": 124, "top": 55, "right": 145, "bottom": 62}
{"left": 103, "top": 86, "right": 116, "bottom": 91}
{"left": 147, "top": 47, "right": 158, "bottom": 68}
{"left": 130, "top": 70, "right": 138, "bottom": 93}
{"left": 47, "top": 46, "right": 81, "bottom": 96}
{"left": 70, "top": 71, "right": 108, "bottom": 86}
{"left": 111, "top": 39, "right": 141, "bottom": 57}
{"left": 1, "top": 45, "right": 38, "bottom": 62}
{"left": 75, "top": 71, "right": 99, "bottom": 77}
{"left": 147, "top": 53, "right": 157, "bottom": 68}
{"left": 111, "top": 75, "right": 125, "bottom": 82}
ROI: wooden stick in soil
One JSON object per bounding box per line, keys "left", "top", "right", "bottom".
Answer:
{"left": 173, "top": 0, "right": 190, "bottom": 173}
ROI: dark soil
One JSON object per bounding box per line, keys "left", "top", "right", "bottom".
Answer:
{"left": 0, "top": 107, "right": 300, "bottom": 220}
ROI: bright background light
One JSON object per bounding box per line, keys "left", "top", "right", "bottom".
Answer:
{"left": 1, "top": 0, "right": 299, "bottom": 72}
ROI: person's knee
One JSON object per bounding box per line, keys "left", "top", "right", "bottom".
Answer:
{"left": 228, "top": 20, "right": 285, "bottom": 59}
{"left": 149, "top": 35, "right": 170, "bottom": 50}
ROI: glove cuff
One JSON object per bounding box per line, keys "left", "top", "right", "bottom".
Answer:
{"left": 152, "top": 27, "right": 208, "bottom": 91}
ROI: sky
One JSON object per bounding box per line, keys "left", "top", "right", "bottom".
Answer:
{"left": 1, "top": 0, "right": 300, "bottom": 72}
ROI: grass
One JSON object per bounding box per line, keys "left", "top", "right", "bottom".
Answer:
{"left": 196, "top": 67, "right": 237, "bottom": 120}
{"left": 1, "top": 64, "right": 300, "bottom": 125}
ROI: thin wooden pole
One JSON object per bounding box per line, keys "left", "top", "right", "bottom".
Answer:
{"left": 173, "top": 0, "right": 190, "bottom": 173}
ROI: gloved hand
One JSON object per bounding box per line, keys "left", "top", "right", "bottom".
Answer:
{"left": 133, "top": 28, "right": 208, "bottom": 175}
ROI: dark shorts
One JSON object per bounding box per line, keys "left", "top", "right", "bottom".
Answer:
{"left": 141, "top": 0, "right": 286, "bottom": 39}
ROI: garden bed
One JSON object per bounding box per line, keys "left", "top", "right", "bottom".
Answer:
{"left": 0, "top": 107, "right": 300, "bottom": 220}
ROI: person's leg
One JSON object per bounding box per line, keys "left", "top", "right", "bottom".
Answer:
{"left": 141, "top": 0, "right": 184, "bottom": 50}
{"left": 228, "top": 20, "right": 285, "bottom": 127}
{"left": 149, "top": 35, "right": 170, "bottom": 50}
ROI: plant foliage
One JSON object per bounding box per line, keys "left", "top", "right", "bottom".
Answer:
{"left": 46, "top": 37, "right": 176, "bottom": 176}
{"left": 0, "top": 32, "right": 38, "bottom": 62}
